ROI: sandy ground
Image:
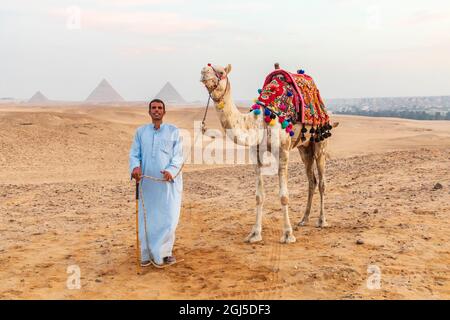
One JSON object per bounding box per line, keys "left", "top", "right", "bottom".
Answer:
{"left": 0, "top": 104, "right": 449, "bottom": 299}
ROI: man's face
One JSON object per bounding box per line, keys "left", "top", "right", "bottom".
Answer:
{"left": 149, "top": 102, "right": 165, "bottom": 121}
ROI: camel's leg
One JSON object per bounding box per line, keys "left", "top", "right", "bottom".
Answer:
{"left": 245, "top": 164, "right": 264, "bottom": 243}
{"left": 316, "top": 148, "right": 328, "bottom": 228}
{"left": 279, "top": 149, "right": 296, "bottom": 243}
{"left": 298, "top": 145, "right": 317, "bottom": 226}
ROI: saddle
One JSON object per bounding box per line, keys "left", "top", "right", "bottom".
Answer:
{"left": 250, "top": 69, "right": 333, "bottom": 142}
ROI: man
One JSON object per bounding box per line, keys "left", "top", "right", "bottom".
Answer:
{"left": 129, "top": 98, "right": 183, "bottom": 267}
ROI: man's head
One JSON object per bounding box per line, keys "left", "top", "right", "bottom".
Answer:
{"left": 149, "top": 99, "right": 166, "bottom": 121}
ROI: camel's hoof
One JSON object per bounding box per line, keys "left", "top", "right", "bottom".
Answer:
{"left": 244, "top": 232, "right": 262, "bottom": 243}
{"left": 280, "top": 231, "right": 296, "bottom": 244}
{"left": 316, "top": 219, "right": 329, "bottom": 228}
{"left": 298, "top": 219, "right": 309, "bottom": 227}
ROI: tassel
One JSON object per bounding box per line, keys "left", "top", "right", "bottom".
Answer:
{"left": 300, "top": 123, "right": 306, "bottom": 142}
{"left": 314, "top": 125, "right": 320, "bottom": 143}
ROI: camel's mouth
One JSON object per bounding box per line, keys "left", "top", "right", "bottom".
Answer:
{"left": 201, "top": 75, "right": 218, "bottom": 93}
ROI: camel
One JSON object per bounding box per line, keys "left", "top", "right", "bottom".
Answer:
{"left": 200, "top": 64, "right": 338, "bottom": 244}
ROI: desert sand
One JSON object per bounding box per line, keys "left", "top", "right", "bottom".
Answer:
{"left": 0, "top": 104, "right": 449, "bottom": 299}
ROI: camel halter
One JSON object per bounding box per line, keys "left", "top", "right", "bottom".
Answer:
{"left": 200, "top": 64, "right": 230, "bottom": 133}
{"left": 202, "top": 64, "right": 230, "bottom": 103}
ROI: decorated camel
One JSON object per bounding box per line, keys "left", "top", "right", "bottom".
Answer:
{"left": 200, "top": 64, "right": 338, "bottom": 243}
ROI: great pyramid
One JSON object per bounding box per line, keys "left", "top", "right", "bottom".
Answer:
{"left": 85, "top": 79, "right": 124, "bottom": 102}
{"left": 28, "top": 91, "right": 49, "bottom": 103}
{"left": 154, "top": 82, "right": 186, "bottom": 104}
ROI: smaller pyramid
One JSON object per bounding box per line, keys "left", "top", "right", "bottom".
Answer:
{"left": 154, "top": 82, "right": 186, "bottom": 104}
{"left": 28, "top": 91, "right": 49, "bottom": 103}
{"left": 85, "top": 79, "right": 124, "bottom": 102}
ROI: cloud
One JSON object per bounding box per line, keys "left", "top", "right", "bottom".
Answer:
{"left": 210, "top": 2, "right": 274, "bottom": 13}
{"left": 48, "top": 8, "right": 219, "bottom": 35}
{"left": 120, "top": 44, "right": 177, "bottom": 56}
{"left": 96, "top": 0, "right": 185, "bottom": 6}
{"left": 396, "top": 10, "right": 450, "bottom": 26}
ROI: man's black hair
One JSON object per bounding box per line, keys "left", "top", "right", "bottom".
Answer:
{"left": 149, "top": 98, "right": 166, "bottom": 112}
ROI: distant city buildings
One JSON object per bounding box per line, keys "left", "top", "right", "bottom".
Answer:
{"left": 326, "top": 96, "right": 450, "bottom": 120}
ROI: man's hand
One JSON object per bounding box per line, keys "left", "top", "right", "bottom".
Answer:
{"left": 131, "top": 166, "right": 142, "bottom": 182}
{"left": 160, "top": 170, "right": 174, "bottom": 182}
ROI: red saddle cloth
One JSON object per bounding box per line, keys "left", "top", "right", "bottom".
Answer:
{"left": 261, "top": 69, "right": 330, "bottom": 126}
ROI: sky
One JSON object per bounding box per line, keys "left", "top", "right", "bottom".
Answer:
{"left": 1, "top": 0, "right": 450, "bottom": 101}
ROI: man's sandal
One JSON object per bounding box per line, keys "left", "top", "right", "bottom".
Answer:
{"left": 164, "top": 256, "right": 177, "bottom": 266}
{"left": 150, "top": 256, "right": 183, "bottom": 269}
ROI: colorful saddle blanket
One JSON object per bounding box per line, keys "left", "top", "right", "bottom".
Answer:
{"left": 250, "top": 69, "right": 332, "bottom": 141}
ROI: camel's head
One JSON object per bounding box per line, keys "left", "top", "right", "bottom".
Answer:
{"left": 200, "top": 64, "right": 232, "bottom": 101}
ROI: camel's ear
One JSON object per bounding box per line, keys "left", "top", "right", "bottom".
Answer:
{"left": 224, "top": 64, "right": 232, "bottom": 74}
{"left": 332, "top": 122, "right": 339, "bottom": 128}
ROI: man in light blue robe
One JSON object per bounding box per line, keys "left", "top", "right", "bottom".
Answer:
{"left": 129, "top": 99, "right": 183, "bottom": 267}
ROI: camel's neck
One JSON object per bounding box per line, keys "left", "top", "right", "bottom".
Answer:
{"left": 214, "top": 88, "right": 262, "bottom": 146}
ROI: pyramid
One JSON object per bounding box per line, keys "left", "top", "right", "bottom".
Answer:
{"left": 28, "top": 91, "right": 49, "bottom": 103}
{"left": 85, "top": 79, "right": 124, "bottom": 102}
{"left": 154, "top": 82, "right": 186, "bottom": 104}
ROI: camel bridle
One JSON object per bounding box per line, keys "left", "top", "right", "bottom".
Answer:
{"left": 201, "top": 65, "right": 230, "bottom": 103}
{"left": 200, "top": 64, "right": 231, "bottom": 134}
